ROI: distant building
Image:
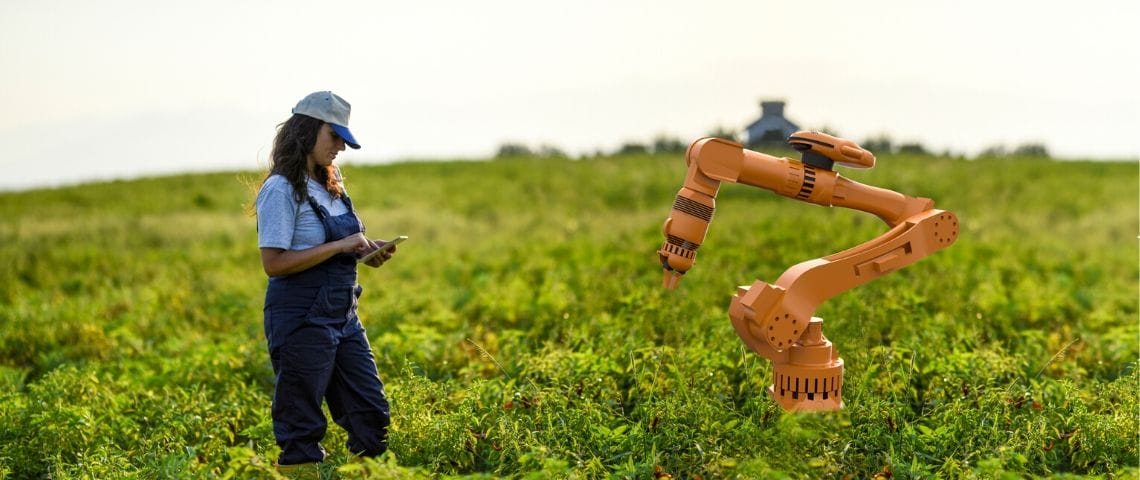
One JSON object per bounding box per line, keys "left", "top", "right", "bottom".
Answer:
{"left": 744, "top": 100, "right": 800, "bottom": 147}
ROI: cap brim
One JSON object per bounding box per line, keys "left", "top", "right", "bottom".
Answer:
{"left": 330, "top": 124, "right": 361, "bottom": 149}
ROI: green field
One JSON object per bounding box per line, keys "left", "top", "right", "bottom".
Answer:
{"left": 0, "top": 152, "right": 1136, "bottom": 479}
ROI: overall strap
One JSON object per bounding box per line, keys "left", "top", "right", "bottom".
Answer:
{"left": 340, "top": 193, "right": 364, "bottom": 234}
{"left": 306, "top": 196, "right": 334, "bottom": 241}
{"left": 306, "top": 193, "right": 354, "bottom": 218}
{"left": 306, "top": 195, "right": 328, "bottom": 220}
{"left": 306, "top": 193, "right": 362, "bottom": 240}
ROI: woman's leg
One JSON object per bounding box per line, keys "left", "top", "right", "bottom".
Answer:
{"left": 271, "top": 325, "right": 339, "bottom": 465}
{"left": 325, "top": 329, "right": 391, "bottom": 457}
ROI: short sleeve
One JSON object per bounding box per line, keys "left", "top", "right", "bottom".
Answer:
{"left": 256, "top": 176, "right": 298, "bottom": 249}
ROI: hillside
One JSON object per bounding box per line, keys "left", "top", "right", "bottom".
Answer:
{"left": 0, "top": 153, "right": 1136, "bottom": 478}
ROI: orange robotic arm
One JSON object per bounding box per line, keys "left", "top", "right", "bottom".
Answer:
{"left": 657, "top": 132, "right": 958, "bottom": 411}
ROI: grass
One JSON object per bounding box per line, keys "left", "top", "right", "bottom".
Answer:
{"left": 0, "top": 151, "right": 1136, "bottom": 478}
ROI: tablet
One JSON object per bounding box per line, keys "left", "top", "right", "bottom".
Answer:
{"left": 357, "top": 235, "right": 407, "bottom": 264}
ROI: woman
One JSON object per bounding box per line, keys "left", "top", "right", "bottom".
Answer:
{"left": 255, "top": 91, "right": 394, "bottom": 473}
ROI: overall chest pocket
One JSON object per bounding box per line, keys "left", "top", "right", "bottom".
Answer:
{"left": 307, "top": 284, "right": 362, "bottom": 322}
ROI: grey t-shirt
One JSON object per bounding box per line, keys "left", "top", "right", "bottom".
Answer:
{"left": 256, "top": 174, "right": 350, "bottom": 250}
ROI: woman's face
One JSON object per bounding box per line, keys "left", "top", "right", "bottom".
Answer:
{"left": 306, "top": 123, "right": 347, "bottom": 172}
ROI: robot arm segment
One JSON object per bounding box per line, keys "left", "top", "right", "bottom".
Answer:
{"left": 658, "top": 133, "right": 936, "bottom": 289}
{"left": 730, "top": 208, "right": 958, "bottom": 352}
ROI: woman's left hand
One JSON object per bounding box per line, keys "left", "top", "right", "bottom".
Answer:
{"left": 363, "top": 239, "right": 397, "bottom": 268}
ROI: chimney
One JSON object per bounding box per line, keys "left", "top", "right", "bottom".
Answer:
{"left": 760, "top": 100, "right": 785, "bottom": 118}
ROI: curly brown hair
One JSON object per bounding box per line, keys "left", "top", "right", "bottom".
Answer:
{"left": 264, "top": 114, "right": 343, "bottom": 202}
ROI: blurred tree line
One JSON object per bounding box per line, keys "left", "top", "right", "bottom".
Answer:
{"left": 863, "top": 133, "right": 1050, "bottom": 159}
{"left": 495, "top": 143, "right": 568, "bottom": 159}
{"left": 497, "top": 130, "right": 1050, "bottom": 160}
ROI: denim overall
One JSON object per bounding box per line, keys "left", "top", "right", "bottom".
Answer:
{"left": 264, "top": 193, "right": 390, "bottom": 465}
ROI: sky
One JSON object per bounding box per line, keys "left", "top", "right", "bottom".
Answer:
{"left": 1, "top": 0, "right": 1137, "bottom": 191}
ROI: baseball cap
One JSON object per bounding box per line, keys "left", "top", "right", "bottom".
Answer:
{"left": 292, "top": 91, "right": 361, "bottom": 149}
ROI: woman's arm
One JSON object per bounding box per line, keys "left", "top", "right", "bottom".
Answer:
{"left": 260, "top": 233, "right": 371, "bottom": 277}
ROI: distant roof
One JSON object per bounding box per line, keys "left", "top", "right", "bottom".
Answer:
{"left": 745, "top": 100, "right": 799, "bottom": 142}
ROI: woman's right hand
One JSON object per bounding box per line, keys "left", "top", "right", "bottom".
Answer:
{"left": 337, "top": 232, "right": 371, "bottom": 255}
